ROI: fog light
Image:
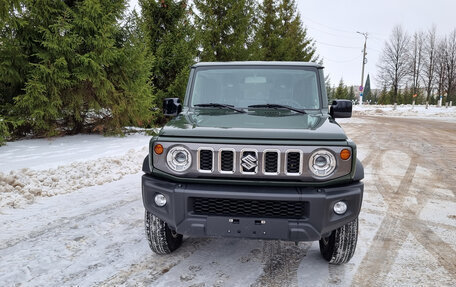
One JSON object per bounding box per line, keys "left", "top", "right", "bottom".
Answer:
{"left": 154, "top": 193, "right": 167, "bottom": 207}
{"left": 333, "top": 201, "right": 347, "bottom": 215}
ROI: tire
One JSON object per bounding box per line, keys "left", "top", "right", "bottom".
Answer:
{"left": 145, "top": 210, "right": 183, "bottom": 254}
{"left": 319, "top": 218, "right": 358, "bottom": 264}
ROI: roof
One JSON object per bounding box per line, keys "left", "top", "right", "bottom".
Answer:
{"left": 192, "top": 61, "right": 323, "bottom": 68}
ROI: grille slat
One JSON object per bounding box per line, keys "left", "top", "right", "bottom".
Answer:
{"left": 192, "top": 197, "right": 308, "bottom": 219}
{"left": 264, "top": 152, "right": 279, "bottom": 173}
{"left": 199, "top": 150, "right": 213, "bottom": 171}
{"left": 287, "top": 152, "right": 301, "bottom": 174}
{"left": 221, "top": 150, "right": 234, "bottom": 172}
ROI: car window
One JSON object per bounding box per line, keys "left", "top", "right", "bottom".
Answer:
{"left": 191, "top": 67, "right": 320, "bottom": 109}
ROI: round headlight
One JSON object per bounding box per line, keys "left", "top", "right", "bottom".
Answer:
{"left": 166, "top": 146, "right": 192, "bottom": 172}
{"left": 309, "top": 149, "right": 336, "bottom": 177}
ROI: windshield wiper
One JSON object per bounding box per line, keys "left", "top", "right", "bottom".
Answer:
{"left": 248, "top": 104, "right": 307, "bottom": 114}
{"left": 194, "top": 103, "right": 246, "bottom": 113}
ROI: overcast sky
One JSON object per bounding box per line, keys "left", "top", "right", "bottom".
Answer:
{"left": 128, "top": 0, "right": 456, "bottom": 88}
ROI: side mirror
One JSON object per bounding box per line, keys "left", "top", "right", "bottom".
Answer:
{"left": 330, "top": 100, "right": 352, "bottom": 118}
{"left": 163, "top": 98, "right": 182, "bottom": 116}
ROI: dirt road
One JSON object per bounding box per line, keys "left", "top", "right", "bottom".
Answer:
{"left": 1, "top": 116, "right": 455, "bottom": 286}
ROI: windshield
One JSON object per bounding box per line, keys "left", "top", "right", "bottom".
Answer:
{"left": 190, "top": 67, "right": 320, "bottom": 110}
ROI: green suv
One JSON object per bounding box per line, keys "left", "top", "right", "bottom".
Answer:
{"left": 141, "top": 62, "right": 364, "bottom": 264}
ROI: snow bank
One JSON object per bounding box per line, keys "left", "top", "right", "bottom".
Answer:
{"left": 0, "top": 134, "right": 150, "bottom": 172}
{"left": 353, "top": 104, "right": 456, "bottom": 120}
{"left": 0, "top": 146, "right": 147, "bottom": 209}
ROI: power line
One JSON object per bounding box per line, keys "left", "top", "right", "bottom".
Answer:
{"left": 301, "top": 15, "right": 358, "bottom": 35}
{"left": 315, "top": 40, "right": 361, "bottom": 49}
{"left": 305, "top": 24, "right": 359, "bottom": 39}
{"left": 302, "top": 15, "right": 388, "bottom": 41}
{"left": 323, "top": 55, "right": 360, "bottom": 63}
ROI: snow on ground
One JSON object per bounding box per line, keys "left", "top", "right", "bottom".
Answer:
{"left": 1, "top": 115, "right": 455, "bottom": 286}
{"left": 0, "top": 134, "right": 149, "bottom": 172}
{"left": 352, "top": 104, "right": 456, "bottom": 121}
{"left": 0, "top": 134, "right": 150, "bottom": 209}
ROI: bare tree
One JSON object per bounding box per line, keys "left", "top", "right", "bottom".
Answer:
{"left": 422, "top": 26, "right": 437, "bottom": 103}
{"left": 377, "top": 25, "right": 410, "bottom": 103}
{"left": 435, "top": 39, "right": 447, "bottom": 101}
{"left": 409, "top": 31, "right": 424, "bottom": 98}
{"left": 444, "top": 29, "right": 456, "bottom": 103}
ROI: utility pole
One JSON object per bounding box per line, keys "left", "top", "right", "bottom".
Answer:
{"left": 357, "top": 31, "right": 368, "bottom": 105}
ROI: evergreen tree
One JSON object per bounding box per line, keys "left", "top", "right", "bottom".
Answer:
{"left": 347, "top": 86, "right": 355, "bottom": 101}
{"left": 402, "top": 84, "right": 411, "bottom": 104}
{"left": 254, "top": 0, "right": 280, "bottom": 60}
{"left": 325, "top": 76, "right": 333, "bottom": 102}
{"left": 0, "top": 0, "right": 154, "bottom": 137}
{"left": 363, "top": 74, "right": 371, "bottom": 103}
{"left": 140, "top": 0, "right": 196, "bottom": 123}
{"left": 254, "top": 0, "right": 317, "bottom": 62}
{"left": 372, "top": 90, "right": 378, "bottom": 104}
{"left": 0, "top": 0, "right": 21, "bottom": 25}
{"left": 378, "top": 86, "right": 389, "bottom": 104}
{"left": 276, "top": 0, "right": 317, "bottom": 61}
{"left": 194, "top": 0, "right": 255, "bottom": 61}
{"left": 334, "top": 78, "right": 348, "bottom": 99}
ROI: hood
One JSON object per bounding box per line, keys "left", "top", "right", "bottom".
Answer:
{"left": 159, "top": 109, "right": 347, "bottom": 141}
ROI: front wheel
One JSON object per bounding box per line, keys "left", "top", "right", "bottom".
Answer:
{"left": 145, "top": 210, "right": 183, "bottom": 254}
{"left": 319, "top": 218, "right": 358, "bottom": 264}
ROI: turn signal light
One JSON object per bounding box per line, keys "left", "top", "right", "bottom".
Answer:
{"left": 340, "top": 149, "right": 351, "bottom": 160}
{"left": 154, "top": 144, "right": 164, "bottom": 155}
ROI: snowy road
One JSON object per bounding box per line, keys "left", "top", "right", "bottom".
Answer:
{"left": 1, "top": 114, "right": 456, "bottom": 286}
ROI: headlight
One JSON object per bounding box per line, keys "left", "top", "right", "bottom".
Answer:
{"left": 166, "top": 146, "right": 192, "bottom": 172}
{"left": 309, "top": 149, "right": 336, "bottom": 177}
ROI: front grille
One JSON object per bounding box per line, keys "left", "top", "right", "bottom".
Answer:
{"left": 192, "top": 197, "right": 308, "bottom": 219}
{"left": 287, "top": 152, "right": 301, "bottom": 174}
{"left": 264, "top": 151, "right": 279, "bottom": 173}
{"left": 199, "top": 150, "right": 213, "bottom": 171}
{"left": 220, "top": 150, "right": 234, "bottom": 172}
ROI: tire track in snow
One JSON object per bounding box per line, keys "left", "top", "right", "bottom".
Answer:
{"left": 98, "top": 238, "right": 212, "bottom": 286}
{"left": 251, "top": 241, "right": 312, "bottom": 287}
{"left": 0, "top": 198, "right": 145, "bottom": 286}
{"left": 0, "top": 196, "right": 139, "bottom": 250}
{"left": 403, "top": 218, "right": 456, "bottom": 277}
{"left": 353, "top": 152, "right": 419, "bottom": 285}
{"left": 353, "top": 117, "right": 456, "bottom": 284}
{"left": 0, "top": 175, "right": 148, "bottom": 286}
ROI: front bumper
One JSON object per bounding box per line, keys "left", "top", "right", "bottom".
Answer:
{"left": 142, "top": 174, "right": 363, "bottom": 242}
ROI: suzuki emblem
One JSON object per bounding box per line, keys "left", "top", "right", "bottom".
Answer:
{"left": 241, "top": 154, "right": 257, "bottom": 170}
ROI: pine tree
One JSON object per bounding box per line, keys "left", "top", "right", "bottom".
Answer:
{"left": 0, "top": 0, "right": 29, "bottom": 139}
{"left": 325, "top": 76, "right": 333, "bottom": 102}
{"left": 254, "top": 0, "right": 317, "bottom": 62}
{"left": 334, "top": 78, "right": 348, "bottom": 99}
{"left": 7, "top": 0, "right": 72, "bottom": 135}
{"left": 0, "top": 0, "right": 21, "bottom": 25}
{"left": 363, "top": 74, "right": 371, "bottom": 103}
{"left": 378, "top": 86, "right": 389, "bottom": 104}
{"left": 194, "top": 0, "right": 256, "bottom": 61}
{"left": 348, "top": 86, "right": 355, "bottom": 101}
{"left": 254, "top": 0, "right": 280, "bottom": 60}
{"left": 372, "top": 90, "right": 378, "bottom": 104}
{"left": 276, "top": 0, "right": 317, "bottom": 61}
{"left": 1, "top": 0, "right": 154, "bottom": 137}
{"left": 140, "top": 0, "right": 196, "bottom": 123}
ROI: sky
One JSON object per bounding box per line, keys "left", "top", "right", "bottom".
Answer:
{"left": 127, "top": 0, "right": 456, "bottom": 88}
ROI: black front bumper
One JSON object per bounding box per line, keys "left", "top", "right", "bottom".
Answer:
{"left": 142, "top": 174, "right": 363, "bottom": 242}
